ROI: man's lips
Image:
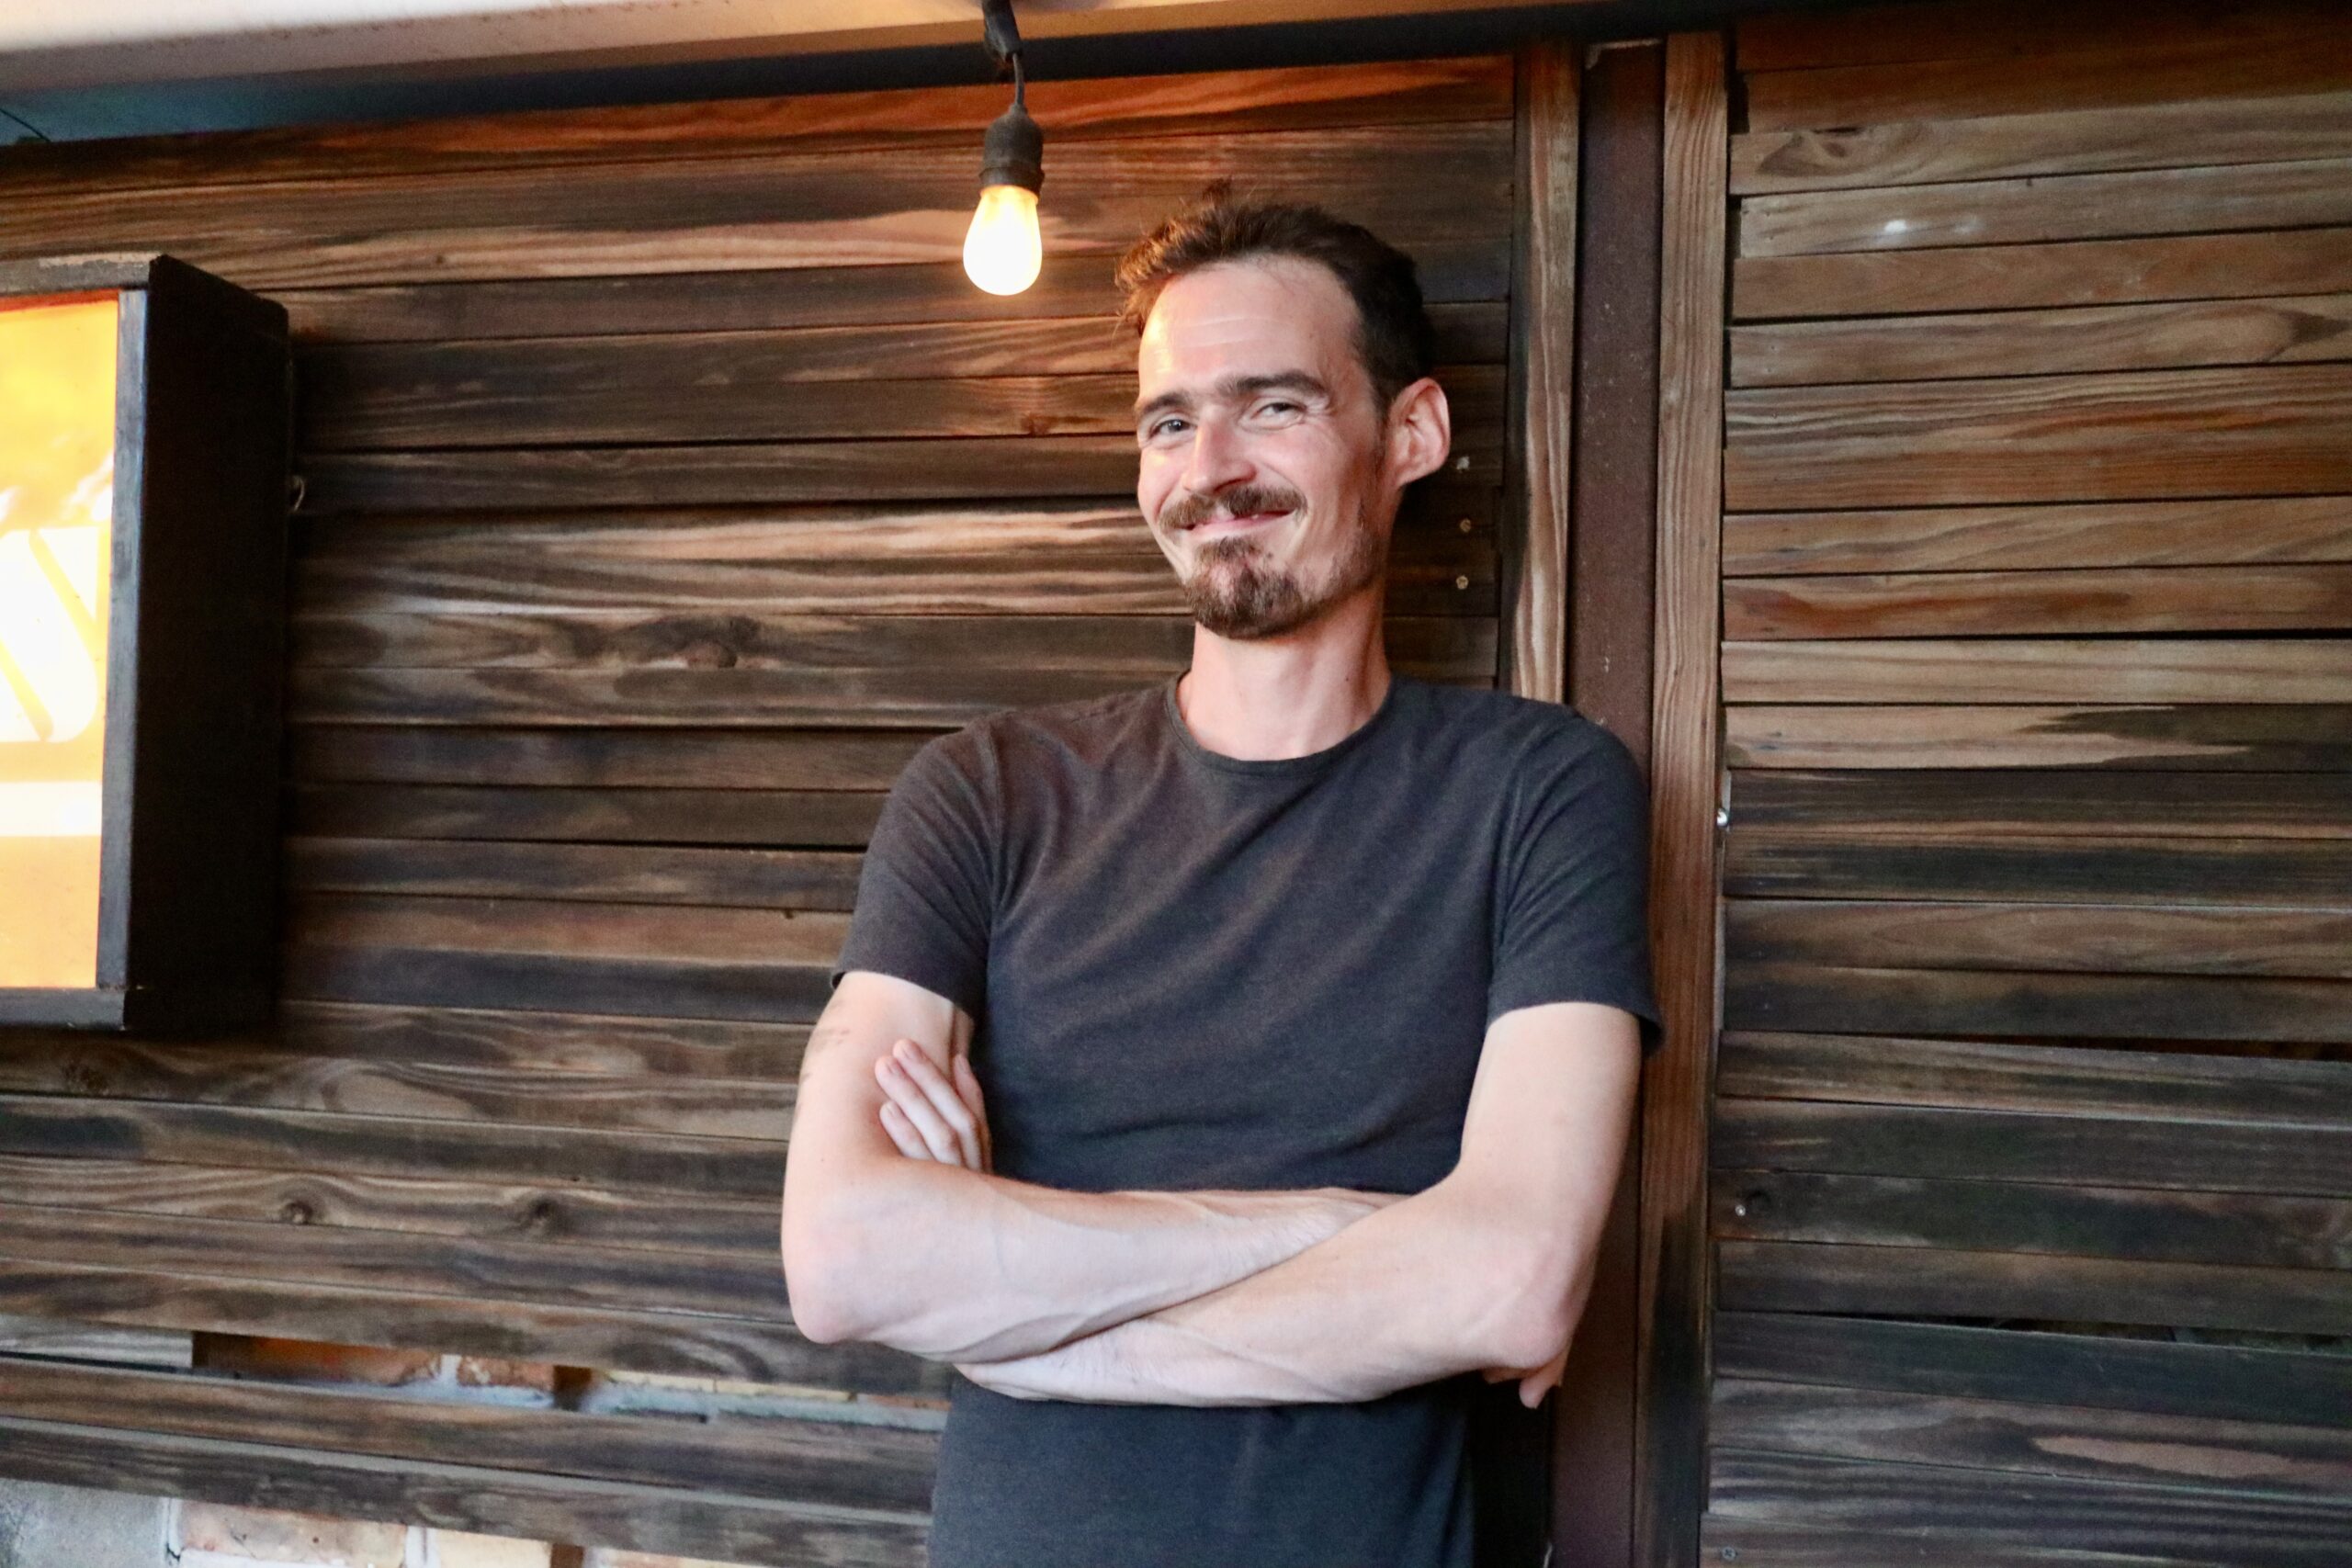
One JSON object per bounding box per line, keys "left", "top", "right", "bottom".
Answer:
{"left": 1183, "top": 509, "right": 1292, "bottom": 535}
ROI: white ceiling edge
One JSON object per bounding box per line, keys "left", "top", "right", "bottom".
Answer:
{"left": 0, "top": 0, "right": 1575, "bottom": 95}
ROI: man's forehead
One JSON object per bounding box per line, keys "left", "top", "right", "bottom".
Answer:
{"left": 1136, "top": 257, "right": 1360, "bottom": 393}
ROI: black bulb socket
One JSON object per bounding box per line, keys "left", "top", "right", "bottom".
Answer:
{"left": 979, "top": 98, "right": 1044, "bottom": 195}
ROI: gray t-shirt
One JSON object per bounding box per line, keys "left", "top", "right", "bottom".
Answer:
{"left": 827, "top": 670, "right": 1663, "bottom": 1568}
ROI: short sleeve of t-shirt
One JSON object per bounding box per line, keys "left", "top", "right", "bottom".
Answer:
{"left": 827, "top": 731, "right": 995, "bottom": 1019}
{"left": 1486, "top": 720, "right": 1666, "bottom": 1057}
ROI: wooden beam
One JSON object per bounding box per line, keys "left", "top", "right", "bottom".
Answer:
{"left": 1503, "top": 39, "right": 1577, "bottom": 701}
{"left": 1635, "top": 28, "right": 1726, "bottom": 1568}
{"left": 1548, "top": 34, "right": 1663, "bottom": 1568}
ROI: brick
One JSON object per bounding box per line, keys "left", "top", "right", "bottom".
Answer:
{"left": 175, "top": 1500, "right": 405, "bottom": 1565}
{"left": 423, "top": 1528, "right": 552, "bottom": 1567}
{"left": 0, "top": 1477, "right": 167, "bottom": 1568}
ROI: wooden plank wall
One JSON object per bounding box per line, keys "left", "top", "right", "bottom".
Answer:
{"left": 1702, "top": 3, "right": 2352, "bottom": 1564}
{"left": 0, "top": 57, "right": 1517, "bottom": 1562}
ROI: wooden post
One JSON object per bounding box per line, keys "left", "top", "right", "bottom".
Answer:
{"left": 1550, "top": 35, "right": 1665, "bottom": 1568}
{"left": 1635, "top": 28, "right": 1728, "bottom": 1568}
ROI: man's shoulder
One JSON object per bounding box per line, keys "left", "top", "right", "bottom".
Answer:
{"left": 916, "top": 682, "right": 1167, "bottom": 775}
{"left": 1409, "top": 680, "right": 1631, "bottom": 773}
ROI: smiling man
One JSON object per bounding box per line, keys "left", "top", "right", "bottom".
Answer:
{"left": 778, "top": 182, "right": 1663, "bottom": 1568}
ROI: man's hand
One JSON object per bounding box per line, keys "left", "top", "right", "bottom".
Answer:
{"left": 1482, "top": 1342, "right": 1568, "bottom": 1410}
{"left": 872, "top": 1035, "right": 991, "bottom": 1172}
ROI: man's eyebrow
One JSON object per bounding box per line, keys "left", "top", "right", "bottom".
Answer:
{"left": 1133, "top": 370, "right": 1332, "bottom": 424}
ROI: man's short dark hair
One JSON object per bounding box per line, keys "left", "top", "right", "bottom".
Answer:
{"left": 1114, "top": 179, "right": 1438, "bottom": 415}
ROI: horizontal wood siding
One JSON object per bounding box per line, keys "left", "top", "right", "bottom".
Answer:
{"left": 1707, "top": 4, "right": 2352, "bottom": 1564}
{"left": 0, "top": 54, "right": 1520, "bottom": 1562}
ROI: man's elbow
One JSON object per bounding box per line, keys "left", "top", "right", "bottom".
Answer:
{"left": 780, "top": 1190, "right": 877, "bottom": 1347}
{"left": 1479, "top": 1235, "right": 1590, "bottom": 1371}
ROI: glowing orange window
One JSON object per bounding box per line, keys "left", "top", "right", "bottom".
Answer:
{"left": 0, "top": 294, "right": 118, "bottom": 990}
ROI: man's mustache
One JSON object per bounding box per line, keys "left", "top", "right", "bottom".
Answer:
{"left": 1158, "top": 484, "right": 1306, "bottom": 534}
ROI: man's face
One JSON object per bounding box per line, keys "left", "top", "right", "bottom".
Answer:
{"left": 1133, "top": 256, "right": 1399, "bottom": 641}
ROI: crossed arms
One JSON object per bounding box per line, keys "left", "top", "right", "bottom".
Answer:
{"left": 778, "top": 968, "right": 1643, "bottom": 1408}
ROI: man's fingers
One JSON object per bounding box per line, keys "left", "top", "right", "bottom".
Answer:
{"left": 895, "top": 1041, "right": 985, "bottom": 1168}
{"left": 880, "top": 1041, "right": 982, "bottom": 1168}
{"left": 877, "top": 1100, "right": 931, "bottom": 1160}
{"left": 954, "top": 1055, "right": 994, "bottom": 1172}
{"left": 876, "top": 1050, "right": 965, "bottom": 1163}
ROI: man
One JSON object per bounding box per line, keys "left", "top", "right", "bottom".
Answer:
{"left": 779, "top": 182, "right": 1663, "bottom": 1568}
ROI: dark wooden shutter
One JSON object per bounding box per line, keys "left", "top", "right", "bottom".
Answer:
{"left": 1700, "top": 3, "right": 2352, "bottom": 1563}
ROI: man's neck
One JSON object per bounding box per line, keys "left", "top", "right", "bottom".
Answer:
{"left": 1175, "top": 588, "right": 1393, "bottom": 761}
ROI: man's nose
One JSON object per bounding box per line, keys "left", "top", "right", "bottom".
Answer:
{"left": 1179, "top": 416, "right": 1253, "bottom": 499}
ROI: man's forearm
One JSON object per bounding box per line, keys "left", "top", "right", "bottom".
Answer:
{"left": 791, "top": 1159, "right": 1394, "bottom": 1363}
{"left": 953, "top": 1168, "right": 1583, "bottom": 1405}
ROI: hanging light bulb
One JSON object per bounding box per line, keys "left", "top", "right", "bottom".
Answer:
{"left": 965, "top": 0, "right": 1044, "bottom": 296}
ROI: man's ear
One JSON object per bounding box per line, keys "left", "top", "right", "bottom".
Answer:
{"left": 1384, "top": 376, "right": 1453, "bottom": 489}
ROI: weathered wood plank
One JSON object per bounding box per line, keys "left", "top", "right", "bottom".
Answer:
{"left": 0, "top": 1261, "right": 933, "bottom": 1391}
{"left": 0, "top": 1412, "right": 930, "bottom": 1568}
{"left": 291, "top": 892, "right": 845, "bottom": 966}
{"left": 1724, "top": 364, "right": 2352, "bottom": 510}
{"left": 1734, "top": 227, "right": 2352, "bottom": 321}
{"left": 0, "top": 1355, "right": 937, "bottom": 1508}
{"left": 298, "top": 434, "right": 1504, "bottom": 512}
{"left": 290, "top": 614, "right": 1498, "bottom": 677}
{"left": 0, "top": 55, "right": 1513, "bottom": 200}
{"left": 1724, "top": 961, "right": 2352, "bottom": 1043}
{"left": 289, "top": 650, "right": 1497, "bottom": 728}
{"left": 1732, "top": 89, "right": 2352, "bottom": 195}
{"left": 1722, "top": 639, "right": 2352, "bottom": 705}
{"left": 1724, "top": 705, "right": 2352, "bottom": 772}
{"left": 1739, "top": 157, "right": 2352, "bottom": 257}
{"left": 283, "top": 943, "right": 836, "bottom": 1023}
{"left": 0, "top": 1201, "right": 791, "bottom": 1323}
{"left": 289, "top": 497, "right": 1497, "bottom": 619}
{"left": 1713, "top": 1099, "right": 2352, "bottom": 1198}
{"left": 300, "top": 316, "right": 1506, "bottom": 430}
{"left": 0, "top": 1094, "right": 783, "bottom": 1198}
{"left": 288, "top": 725, "right": 933, "bottom": 790}
{"left": 1712, "top": 1168, "right": 2352, "bottom": 1271}
{"left": 1726, "top": 899, "right": 2352, "bottom": 979}
{"left": 1723, "top": 497, "right": 2352, "bottom": 578}
{"left": 273, "top": 999, "right": 808, "bottom": 1078}
{"left": 1716, "top": 1031, "right": 2352, "bottom": 1128}
{"left": 288, "top": 784, "right": 884, "bottom": 847}
{"left": 1716, "top": 1240, "right": 2352, "bottom": 1336}
{"left": 1713, "top": 1311, "right": 2352, "bottom": 1427}
{"left": 277, "top": 239, "right": 1513, "bottom": 346}
{"left": 1725, "top": 563, "right": 2352, "bottom": 638}
{"left": 1725, "top": 827, "right": 2352, "bottom": 905}
{"left": 1729, "top": 768, "right": 2352, "bottom": 838}
{"left": 298, "top": 358, "right": 1506, "bottom": 449}
{"left": 1742, "top": 26, "right": 2352, "bottom": 132}
{"left": 1731, "top": 294, "right": 2352, "bottom": 387}
{"left": 0, "top": 123, "right": 1516, "bottom": 288}
{"left": 0, "top": 1032, "right": 797, "bottom": 1138}
{"left": 299, "top": 437, "right": 1136, "bottom": 513}
{"left": 1704, "top": 1449, "right": 2352, "bottom": 1568}
{"left": 0, "top": 1151, "right": 778, "bottom": 1258}
{"left": 1710, "top": 1376, "right": 2352, "bottom": 1501}
{"left": 288, "top": 838, "right": 863, "bottom": 911}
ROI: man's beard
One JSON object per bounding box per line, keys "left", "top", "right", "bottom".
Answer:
{"left": 1166, "top": 486, "right": 1388, "bottom": 640}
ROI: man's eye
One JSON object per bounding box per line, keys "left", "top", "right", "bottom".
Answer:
{"left": 1145, "top": 418, "right": 1188, "bottom": 440}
